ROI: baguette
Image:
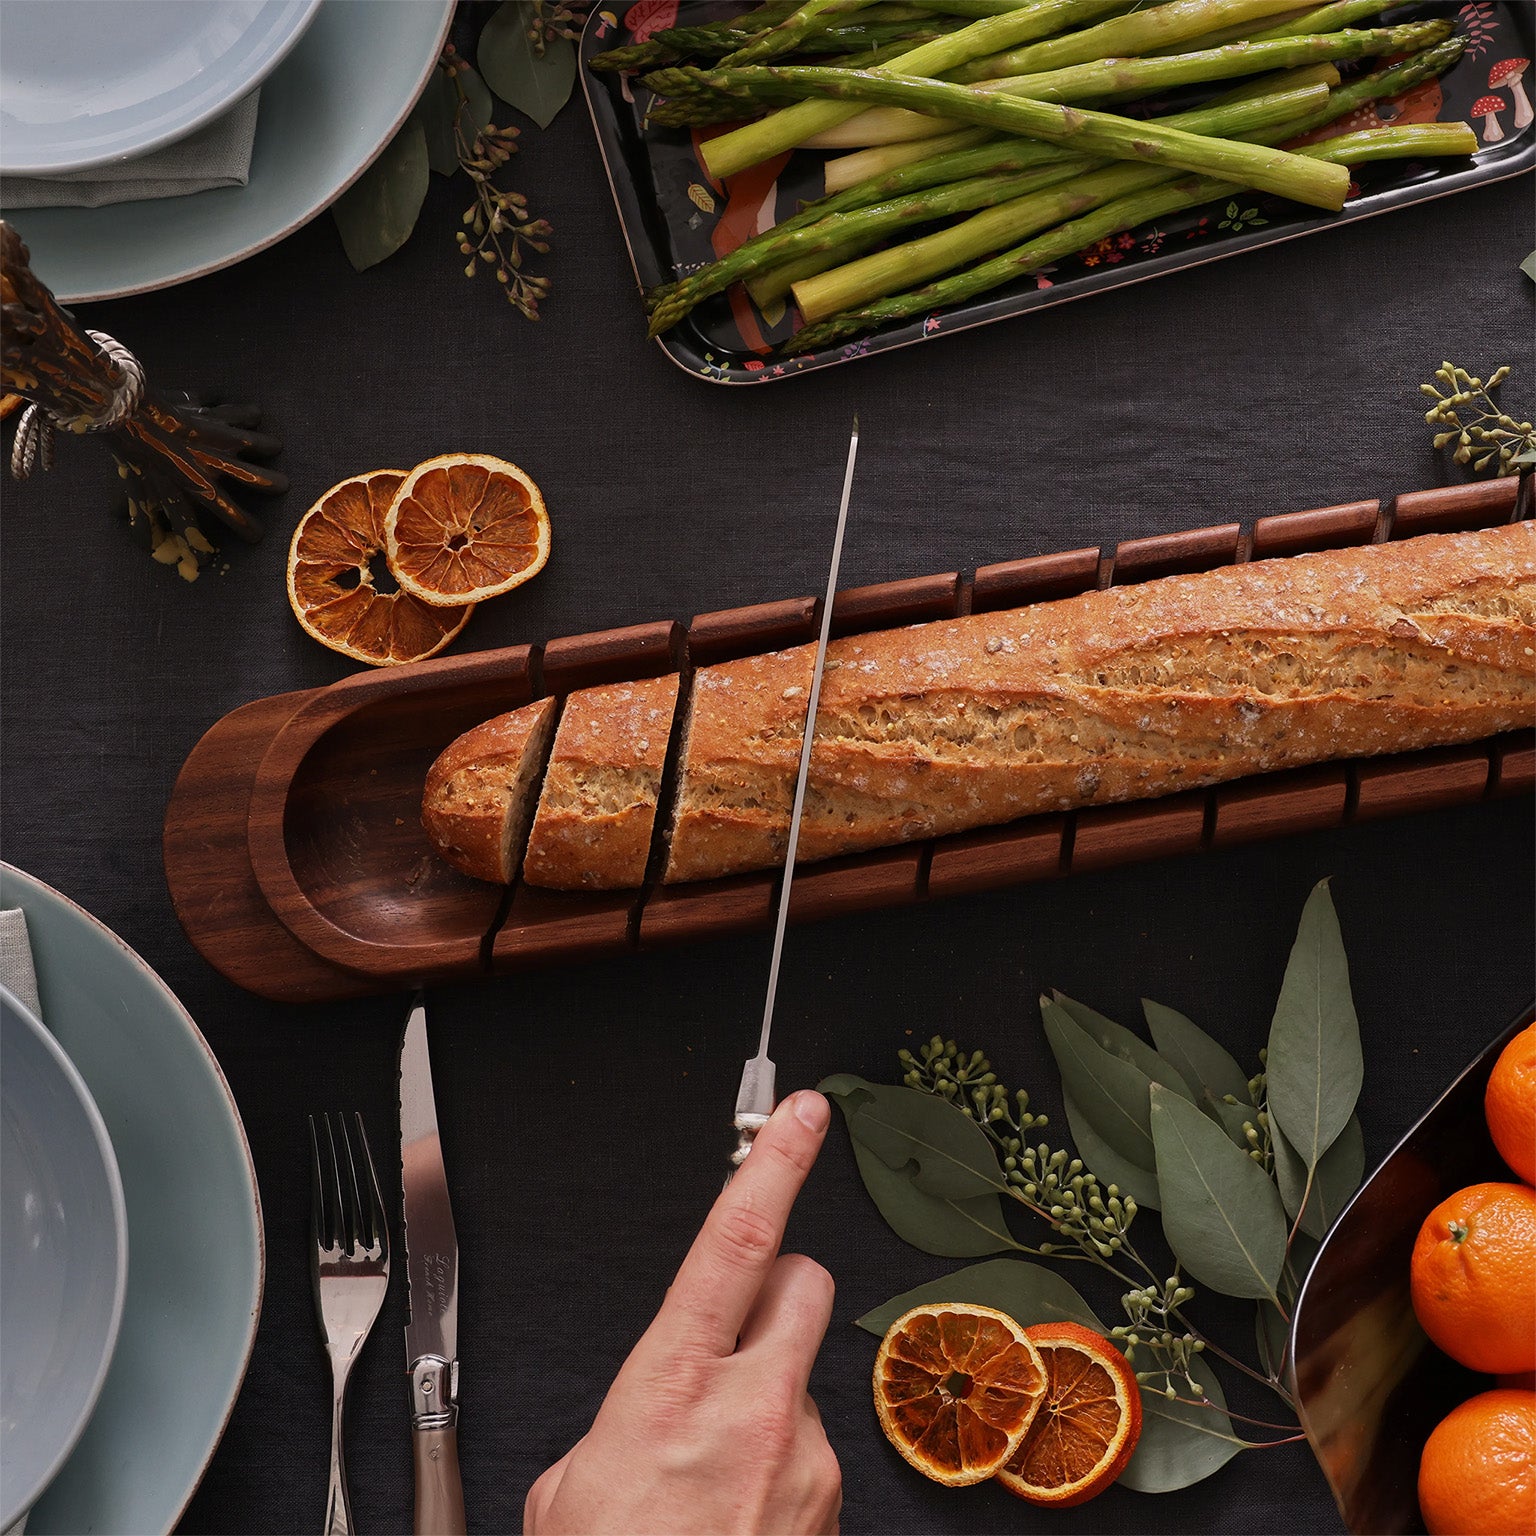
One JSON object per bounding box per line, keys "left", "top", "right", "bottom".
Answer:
{"left": 663, "top": 522, "right": 1536, "bottom": 882}
{"left": 421, "top": 697, "right": 558, "bottom": 884}
{"left": 522, "top": 674, "right": 680, "bottom": 889}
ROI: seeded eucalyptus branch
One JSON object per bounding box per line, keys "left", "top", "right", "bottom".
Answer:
{"left": 828, "top": 879, "right": 1362, "bottom": 1490}
{"left": 1420, "top": 362, "right": 1536, "bottom": 476}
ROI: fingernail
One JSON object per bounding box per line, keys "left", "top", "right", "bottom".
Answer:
{"left": 792, "top": 1090, "right": 830, "bottom": 1133}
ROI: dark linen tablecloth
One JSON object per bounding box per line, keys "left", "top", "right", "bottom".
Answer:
{"left": 1, "top": 84, "right": 1532, "bottom": 1536}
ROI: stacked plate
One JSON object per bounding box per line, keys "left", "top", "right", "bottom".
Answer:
{"left": 0, "top": 865, "right": 263, "bottom": 1534}
{"left": 0, "top": 0, "right": 453, "bottom": 301}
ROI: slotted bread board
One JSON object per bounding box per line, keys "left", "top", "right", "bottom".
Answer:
{"left": 164, "top": 477, "right": 1533, "bottom": 1002}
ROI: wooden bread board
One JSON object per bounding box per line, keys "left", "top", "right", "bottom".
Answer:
{"left": 164, "top": 477, "right": 1533, "bottom": 1002}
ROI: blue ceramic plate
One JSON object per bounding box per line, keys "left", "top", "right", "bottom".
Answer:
{"left": 0, "top": 864, "right": 263, "bottom": 1536}
{"left": 6, "top": 0, "right": 452, "bottom": 302}
{"left": 0, "top": 986, "right": 128, "bottom": 1532}
{"left": 0, "top": 0, "right": 322, "bottom": 175}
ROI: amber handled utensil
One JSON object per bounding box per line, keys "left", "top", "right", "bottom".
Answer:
{"left": 400, "top": 994, "right": 465, "bottom": 1535}
{"left": 309, "top": 1113, "right": 391, "bottom": 1536}
{"left": 729, "top": 416, "right": 861, "bottom": 1175}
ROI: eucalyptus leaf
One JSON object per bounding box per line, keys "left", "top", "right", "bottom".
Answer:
{"left": 1120, "top": 1365, "right": 1249, "bottom": 1492}
{"left": 1062, "top": 1093, "right": 1162, "bottom": 1209}
{"left": 1052, "top": 992, "right": 1196, "bottom": 1101}
{"left": 412, "top": 67, "right": 462, "bottom": 176}
{"left": 1272, "top": 1114, "right": 1365, "bottom": 1240}
{"left": 459, "top": 62, "right": 496, "bottom": 133}
{"left": 821, "top": 1077, "right": 1021, "bottom": 1258}
{"left": 1266, "top": 880, "right": 1363, "bottom": 1172}
{"left": 331, "top": 119, "right": 430, "bottom": 272}
{"left": 855, "top": 1258, "right": 1101, "bottom": 1337}
{"left": 828, "top": 1078, "right": 1009, "bottom": 1201}
{"left": 1255, "top": 1298, "right": 1288, "bottom": 1379}
{"left": 1149, "top": 1086, "right": 1289, "bottom": 1302}
{"left": 479, "top": 4, "right": 576, "bottom": 128}
{"left": 1143, "top": 1000, "right": 1251, "bottom": 1104}
{"left": 1041, "top": 999, "right": 1159, "bottom": 1168}
{"left": 1522, "top": 249, "right": 1536, "bottom": 283}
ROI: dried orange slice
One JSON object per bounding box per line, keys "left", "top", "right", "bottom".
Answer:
{"left": 873, "top": 1303, "right": 1046, "bottom": 1486}
{"left": 287, "top": 469, "right": 473, "bottom": 667}
{"left": 383, "top": 452, "right": 550, "bottom": 606}
{"left": 995, "top": 1322, "right": 1143, "bottom": 1507}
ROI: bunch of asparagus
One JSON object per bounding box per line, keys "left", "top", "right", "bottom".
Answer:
{"left": 590, "top": 0, "right": 1477, "bottom": 354}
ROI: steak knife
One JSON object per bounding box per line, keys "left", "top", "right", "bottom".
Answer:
{"left": 400, "top": 995, "right": 465, "bottom": 1535}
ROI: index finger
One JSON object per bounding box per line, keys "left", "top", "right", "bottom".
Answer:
{"left": 655, "top": 1090, "right": 830, "bottom": 1355}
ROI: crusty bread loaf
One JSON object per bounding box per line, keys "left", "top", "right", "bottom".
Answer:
{"left": 421, "top": 697, "right": 558, "bottom": 883}
{"left": 522, "top": 674, "right": 680, "bottom": 889}
{"left": 662, "top": 522, "right": 1536, "bottom": 883}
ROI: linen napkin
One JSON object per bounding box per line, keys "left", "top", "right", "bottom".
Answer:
{"left": 0, "top": 906, "right": 41, "bottom": 1019}
{"left": 0, "top": 90, "right": 259, "bottom": 211}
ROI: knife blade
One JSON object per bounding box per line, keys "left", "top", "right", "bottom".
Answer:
{"left": 400, "top": 994, "right": 466, "bottom": 1536}
{"left": 730, "top": 417, "right": 860, "bottom": 1171}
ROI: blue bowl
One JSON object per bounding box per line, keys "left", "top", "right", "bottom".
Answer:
{"left": 0, "top": 984, "right": 128, "bottom": 1531}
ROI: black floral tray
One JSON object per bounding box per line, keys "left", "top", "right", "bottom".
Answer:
{"left": 581, "top": 0, "right": 1534, "bottom": 384}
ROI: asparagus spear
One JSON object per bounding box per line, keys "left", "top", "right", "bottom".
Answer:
{"left": 824, "top": 127, "right": 996, "bottom": 194}
{"left": 785, "top": 45, "right": 1469, "bottom": 350}
{"left": 1250, "top": 0, "right": 1392, "bottom": 41}
{"left": 701, "top": 0, "right": 1133, "bottom": 180}
{"left": 796, "top": 18, "right": 1447, "bottom": 145}
{"left": 720, "top": 0, "right": 888, "bottom": 66}
{"left": 791, "top": 83, "right": 1340, "bottom": 318}
{"left": 590, "top": 1, "right": 801, "bottom": 72}
{"left": 648, "top": 64, "right": 1352, "bottom": 208}
{"left": 647, "top": 81, "right": 1328, "bottom": 333}
{"left": 950, "top": 0, "right": 1306, "bottom": 82}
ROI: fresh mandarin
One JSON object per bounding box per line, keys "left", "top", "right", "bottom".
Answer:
{"left": 1486, "top": 1022, "right": 1536, "bottom": 1186}
{"left": 1417, "top": 1389, "right": 1536, "bottom": 1536}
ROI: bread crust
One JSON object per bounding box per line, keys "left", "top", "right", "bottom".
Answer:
{"left": 421, "top": 697, "right": 558, "bottom": 883}
{"left": 522, "top": 674, "right": 681, "bottom": 889}
{"left": 663, "top": 523, "right": 1536, "bottom": 882}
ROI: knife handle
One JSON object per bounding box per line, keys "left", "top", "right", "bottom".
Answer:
{"left": 412, "top": 1423, "right": 466, "bottom": 1536}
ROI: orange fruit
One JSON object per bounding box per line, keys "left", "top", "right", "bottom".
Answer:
{"left": 1486, "top": 1023, "right": 1536, "bottom": 1185}
{"left": 1411, "top": 1182, "right": 1536, "bottom": 1375}
{"left": 872, "top": 1303, "right": 1046, "bottom": 1486}
{"left": 383, "top": 452, "right": 550, "bottom": 606}
{"left": 995, "top": 1321, "right": 1143, "bottom": 1506}
{"left": 1417, "top": 1389, "right": 1536, "bottom": 1536}
{"left": 287, "top": 470, "right": 474, "bottom": 667}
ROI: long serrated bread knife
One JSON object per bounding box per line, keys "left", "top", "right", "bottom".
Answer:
{"left": 730, "top": 417, "right": 860, "bottom": 1173}
{"left": 400, "top": 994, "right": 465, "bottom": 1535}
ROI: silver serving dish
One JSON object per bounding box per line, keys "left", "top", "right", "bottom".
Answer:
{"left": 1289, "top": 1005, "right": 1533, "bottom": 1534}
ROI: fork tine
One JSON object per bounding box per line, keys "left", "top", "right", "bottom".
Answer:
{"left": 332, "top": 1112, "right": 364, "bottom": 1257}
{"left": 324, "top": 1112, "right": 352, "bottom": 1254}
{"left": 352, "top": 1112, "right": 388, "bottom": 1258}
{"left": 309, "top": 1113, "right": 334, "bottom": 1250}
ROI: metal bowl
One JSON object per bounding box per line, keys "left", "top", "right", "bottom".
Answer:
{"left": 1289, "top": 1006, "right": 1534, "bottom": 1534}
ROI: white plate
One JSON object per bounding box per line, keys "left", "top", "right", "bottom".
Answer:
{"left": 0, "top": 864, "right": 264, "bottom": 1535}
{"left": 0, "top": 0, "right": 321, "bottom": 175}
{"left": 6, "top": 0, "right": 453, "bottom": 302}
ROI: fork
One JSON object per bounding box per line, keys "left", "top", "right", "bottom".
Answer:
{"left": 310, "top": 1113, "right": 390, "bottom": 1536}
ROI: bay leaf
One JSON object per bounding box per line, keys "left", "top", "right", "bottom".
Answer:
{"left": 331, "top": 119, "right": 430, "bottom": 272}
{"left": 1149, "top": 1086, "right": 1288, "bottom": 1302}
{"left": 1119, "top": 1364, "right": 1249, "bottom": 1493}
{"left": 1266, "top": 879, "right": 1362, "bottom": 1172}
{"left": 821, "top": 1077, "right": 1020, "bottom": 1258}
{"left": 478, "top": 3, "right": 576, "bottom": 129}
{"left": 1272, "top": 1113, "right": 1365, "bottom": 1241}
{"left": 412, "top": 67, "right": 462, "bottom": 176}
{"left": 1143, "top": 999, "right": 1251, "bottom": 1104}
{"left": 855, "top": 1258, "right": 1101, "bottom": 1337}
{"left": 1041, "top": 998, "right": 1160, "bottom": 1168}
{"left": 1052, "top": 991, "right": 1196, "bottom": 1101}
{"left": 1063, "top": 1092, "right": 1162, "bottom": 1210}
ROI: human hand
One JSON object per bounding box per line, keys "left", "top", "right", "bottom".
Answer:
{"left": 524, "top": 1090, "right": 842, "bottom": 1535}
